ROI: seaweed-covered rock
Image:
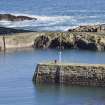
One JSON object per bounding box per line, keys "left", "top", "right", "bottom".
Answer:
{"left": 0, "top": 14, "right": 37, "bottom": 21}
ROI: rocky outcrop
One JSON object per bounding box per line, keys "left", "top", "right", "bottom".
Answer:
{"left": 0, "top": 14, "right": 37, "bottom": 21}
{"left": 33, "top": 63, "right": 105, "bottom": 87}
{"left": 32, "top": 32, "right": 105, "bottom": 51}
{"left": 0, "top": 32, "right": 105, "bottom": 51}
{"left": 68, "top": 24, "right": 105, "bottom": 32}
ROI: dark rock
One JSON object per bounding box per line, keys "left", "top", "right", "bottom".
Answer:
{"left": 16, "top": 16, "right": 36, "bottom": 21}
{"left": 0, "top": 46, "right": 2, "bottom": 51}
{"left": 87, "top": 43, "right": 97, "bottom": 50}
{"left": 75, "top": 39, "right": 88, "bottom": 49}
{"left": 33, "top": 35, "right": 51, "bottom": 49}
{"left": 49, "top": 37, "right": 60, "bottom": 49}
{"left": 49, "top": 36, "right": 74, "bottom": 49}
{"left": 33, "top": 32, "right": 105, "bottom": 51}
{"left": 75, "top": 38, "right": 98, "bottom": 50}
{"left": 0, "top": 14, "right": 37, "bottom": 21}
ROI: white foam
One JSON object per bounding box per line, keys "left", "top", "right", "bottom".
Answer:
{"left": 0, "top": 13, "right": 104, "bottom": 31}
{"left": 78, "top": 22, "right": 103, "bottom": 26}
{"left": 0, "top": 14, "right": 77, "bottom": 28}
{"left": 37, "top": 26, "right": 71, "bottom": 31}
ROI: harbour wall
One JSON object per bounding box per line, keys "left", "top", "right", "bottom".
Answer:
{"left": 33, "top": 63, "right": 105, "bottom": 87}
{"left": 0, "top": 32, "right": 105, "bottom": 51}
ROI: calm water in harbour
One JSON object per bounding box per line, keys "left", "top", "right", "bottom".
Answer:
{"left": 0, "top": 49, "right": 105, "bottom": 105}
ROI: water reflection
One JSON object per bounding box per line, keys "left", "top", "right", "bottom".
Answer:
{"left": 0, "top": 49, "right": 105, "bottom": 105}
{"left": 33, "top": 83, "right": 105, "bottom": 105}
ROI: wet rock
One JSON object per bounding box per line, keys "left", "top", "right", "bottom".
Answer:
{"left": 33, "top": 35, "right": 51, "bottom": 49}
{"left": 0, "top": 14, "right": 37, "bottom": 21}
{"left": 75, "top": 39, "right": 88, "bottom": 49}
{"left": 87, "top": 43, "right": 97, "bottom": 50}
{"left": 75, "top": 38, "right": 98, "bottom": 50}
{"left": 49, "top": 37, "right": 60, "bottom": 49}
{"left": 49, "top": 36, "right": 74, "bottom": 49}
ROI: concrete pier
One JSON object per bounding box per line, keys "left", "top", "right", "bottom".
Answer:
{"left": 33, "top": 63, "right": 105, "bottom": 87}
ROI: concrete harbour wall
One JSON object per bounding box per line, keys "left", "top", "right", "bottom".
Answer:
{"left": 33, "top": 63, "right": 105, "bottom": 87}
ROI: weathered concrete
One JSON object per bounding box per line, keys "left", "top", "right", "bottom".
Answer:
{"left": 33, "top": 63, "right": 105, "bottom": 87}
{"left": 0, "top": 32, "right": 39, "bottom": 50}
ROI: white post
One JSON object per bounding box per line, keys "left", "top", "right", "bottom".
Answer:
{"left": 59, "top": 34, "right": 62, "bottom": 63}
{"left": 59, "top": 51, "right": 62, "bottom": 63}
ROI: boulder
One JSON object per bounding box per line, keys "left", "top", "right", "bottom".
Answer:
{"left": 0, "top": 14, "right": 37, "bottom": 21}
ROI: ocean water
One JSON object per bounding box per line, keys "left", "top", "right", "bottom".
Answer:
{"left": 0, "top": 49, "right": 105, "bottom": 105}
{"left": 0, "top": 0, "right": 105, "bottom": 105}
{"left": 0, "top": 0, "right": 105, "bottom": 31}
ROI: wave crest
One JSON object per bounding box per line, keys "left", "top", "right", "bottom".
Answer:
{"left": 0, "top": 13, "right": 104, "bottom": 31}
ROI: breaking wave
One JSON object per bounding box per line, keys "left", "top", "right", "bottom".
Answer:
{"left": 0, "top": 13, "right": 104, "bottom": 31}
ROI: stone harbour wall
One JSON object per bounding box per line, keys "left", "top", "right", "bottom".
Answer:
{"left": 33, "top": 63, "right": 105, "bottom": 87}
{"left": 1, "top": 31, "right": 105, "bottom": 51}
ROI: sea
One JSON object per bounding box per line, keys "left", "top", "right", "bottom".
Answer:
{"left": 0, "top": 0, "right": 105, "bottom": 105}
{"left": 0, "top": 0, "right": 105, "bottom": 31}
{"left": 0, "top": 49, "right": 105, "bottom": 105}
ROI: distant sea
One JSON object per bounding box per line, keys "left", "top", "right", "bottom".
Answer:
{"left": 0, "top": 0, "right": 105, "bottom": 31}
